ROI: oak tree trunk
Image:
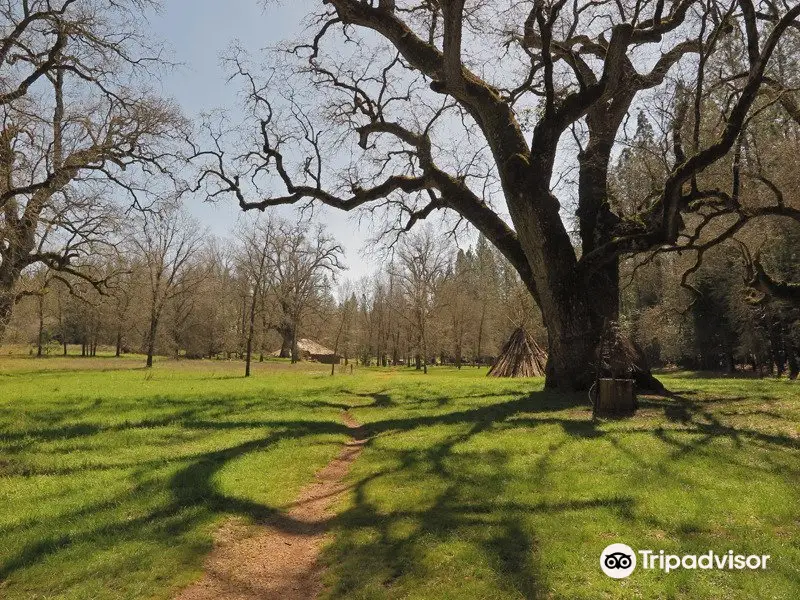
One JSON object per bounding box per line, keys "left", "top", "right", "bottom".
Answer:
{"left": 245, "top": 288, "right": 259, "bottom": 377}
{"left": 146, "top": 316, "right": 158, "bottom": 368}
{"left": 513, "top": 171, "right": 597, "bottom": 391}
{"left": 0, "top": 291, "right": 14, "bottom": 343}
{"left": 37, "top": 294, "right": 45, "bottom": 357}
{"left": 277, "top": 321, "right": 296, "bottom": 359}
{"left": 291, "top": 326, "right": 299, "bottom": 364}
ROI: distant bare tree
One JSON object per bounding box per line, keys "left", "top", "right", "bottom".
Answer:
{"left": 330, "top": 281, "right": 356, "bottom": 375}
{"left": 394, "top": 226, "right": 450, "bottom": 373}
{"left": 132, "top": 203, "right": 205, "bottom": 367}
{"left": 108, "top": 260, "right": 135, "bottom": 357}
{"left": 235, "top": 216, "right": 275, "bottom": 376}
{"left": 28, "top": 266, "right": 54, "bottom": 357}
{"left": 265, "top": 220, "right": 344, "bottom": 362}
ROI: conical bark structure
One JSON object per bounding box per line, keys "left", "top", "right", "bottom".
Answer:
{"left": 488, "top": 328, "right": 548, "bottom": 378}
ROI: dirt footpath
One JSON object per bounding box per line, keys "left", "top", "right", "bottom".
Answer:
{"left": 174, "top": 412, "right": 366, "bottom": 600}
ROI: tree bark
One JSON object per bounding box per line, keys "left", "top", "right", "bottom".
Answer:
{"left": 574, "top": 137, "right": 664, "bottom": 393}
{"left": 0, "top": 289, "right": 15, "bottom": 342}
{"left": 541, "top": 299, "right": 595, "bottom": 391}
{"left": 146, "top": 315, "right": 158, "bottom": 368}
{"left": 291, "top": 324, "right": 299, "bottom": 364}
{"left": 245, "top": 288, "right": 259, "bottom": 377}
{"left": 277, "top": 321, "right": 296, "bottom": 359}
{"left": 36, "top": 293, "right": 45, "bottom": 357}
{"left": 508, "top": 171, "right": 596, "bottom": 391}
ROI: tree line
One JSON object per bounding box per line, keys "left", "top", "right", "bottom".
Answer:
{"left": 6, "top": 202, "right": 798, "bottom": 379}
{"left": 5, "top": 210, "right": 542, "bottom": 371}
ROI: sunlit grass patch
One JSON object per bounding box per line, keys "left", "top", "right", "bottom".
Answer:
{"left": 0, "top": 356, "right": 349, "bottom": 599}
{"left": 324, "top": 372, "right": 799, "bottom": 600}
{"left": 0, "top": 358, "right": 797, "bottom": 599}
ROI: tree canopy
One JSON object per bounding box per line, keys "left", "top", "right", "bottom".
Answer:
{"left": 191, "top": 0, "right": 800, "bottom": 389}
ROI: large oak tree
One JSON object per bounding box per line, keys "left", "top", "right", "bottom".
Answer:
{"left": 202, "top": 0, "right": 800, "bottom": 391}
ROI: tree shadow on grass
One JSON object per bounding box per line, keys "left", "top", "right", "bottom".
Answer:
{"left": 0, "top": 390, "right": 588, "bottom": 595}
{"left": 1, "top": 384, "right": 796, "bottom": 598}
{"left": 0, "top": 420, "right": 349, "bottom": 582}
{"left": 318, "top": 395, "right": 631, "bottom": 599}
{"left": 317, "top": 387, "right": 797, "bottom": 598}
{"left": 639, "top": 393, "right": 798, "bottom": 450}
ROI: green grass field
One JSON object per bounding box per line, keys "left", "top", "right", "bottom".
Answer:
{"left": 0, "top": 356, "right": 797, "bottom": 599}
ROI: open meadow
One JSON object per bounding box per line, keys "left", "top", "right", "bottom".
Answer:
{"left": 0, "top": 355, "right": 797, "bottom": 599}
{"left": 4, "top": 1, "right": 800, "bottom": 598}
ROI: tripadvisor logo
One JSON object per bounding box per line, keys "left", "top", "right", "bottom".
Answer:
{"left": 600, "top": 544, "right": 771, "bottom": 578}
{"left": 600, "top": 543, "right": 637, "bottom": 579}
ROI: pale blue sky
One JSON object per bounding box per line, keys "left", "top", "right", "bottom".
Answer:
{"left": 148, "top": 1, "right": 375, "bottom": 279}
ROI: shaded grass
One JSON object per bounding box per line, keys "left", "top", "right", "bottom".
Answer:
{"left": 0, "top": 357, "right": 352, "bottom": 599}
{"left": 0, "top": 357, "right": 798, "bottom": 599}
{"left": 322, "top": 372, "right": 800, "bottom": 600}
